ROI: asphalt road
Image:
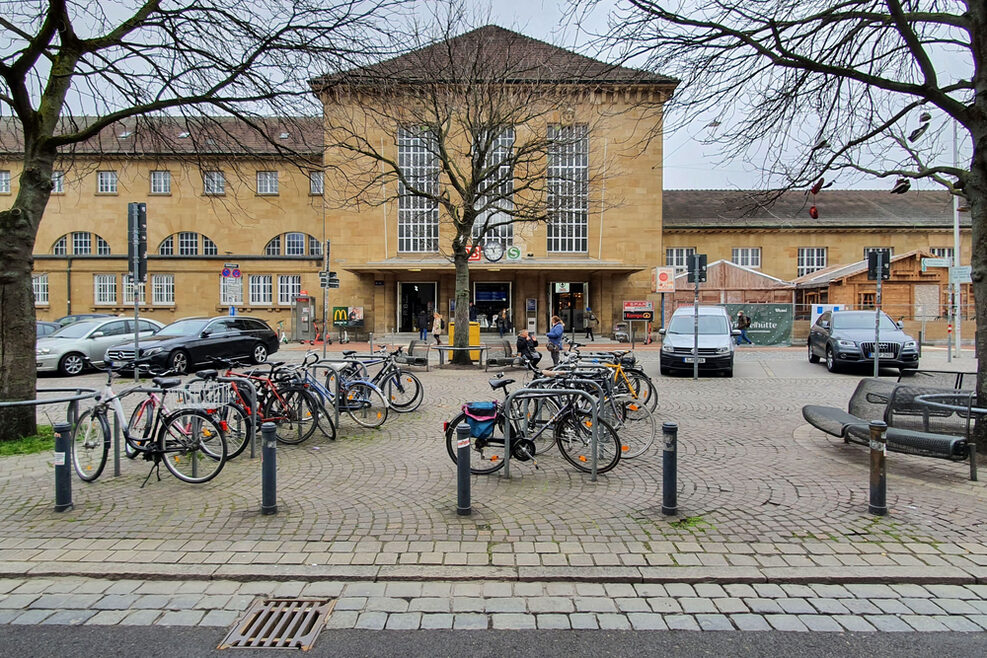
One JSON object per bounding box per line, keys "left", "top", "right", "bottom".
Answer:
{"left": 2, "top": 625, "right": 985, "bottom": 657}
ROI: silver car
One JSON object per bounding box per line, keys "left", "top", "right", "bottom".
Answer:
{"left": 36, "top": 317, "right": 164, "bottom": 376}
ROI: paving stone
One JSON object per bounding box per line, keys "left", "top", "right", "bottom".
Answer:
{"left": 664, "top": 583, "right": 696, "bottom": 598}
{"left": 966, "top": 615, "right": 987, "bottom": 631}
{"left": 723, "top": 584, "right": 757, "bottom": 598}
{"left": 385, "top": 613, "right": 423, "bottom": 630}
{"left": 158, "top": 610, "right": 205, "bottom": 626}
{"left": 597, "top": 613, "right": 632, "bottom": 630}
{"left": 453, "top": 614, "right": 488, "bottom": 630}
{"left": 569, "top": 613, "right": 600, "bottom": 630}
{"left": 574, "top": 597, "right": 617, "bottom": 613}
{"left": 680, "top": 597, "right": 718, "bottom": 614}
{"left": 713, "top": 598, "right": 749, "bottom": 614}
{"left": 777, "top": 598, "right": 816, "bottom": 615}
{"left": 11, "top": 609, "right": 54, "bottom": 625}
{"left": 842, "top": 599, "right": 882, "bottom": 615}
{"left": 626, "top": 613, "right": 668, "bottom": 630}
{"left": 899, "top": 615, "right": 951, "bottom": 632}
{"left": 409, "top": 598, "right": 450, "bottom": 613}
{"left": 845, "top": 584, "right": 897, "bottom": 599}
{"left": 731, "top": 614, "right": 771, "bottom": 631}
{"left": 484, "top": 597, "right": 526, "bottom": 613}
{"left": 491, "top": 613, "right": 536, "bottom": 630}
{"left": 528, "top": 597, "right": 575, "bottom": 614}
{"left": 614, "top": 597, "right": 651, "bottom": 613}
{"left": 926, "top": 584, "right": 974, "bottom": 599}
{"left": 365, "top": 597, "right": 409, "bottom": 613}
{"left": 199, "top": 610, "right": 240, "bottom": 627}
{"left": 694, "top": 584, "right": 727, "bottom": 598}
{"left": 765, "top": 614, "right": 809, "bottom": 631}
{"left": 807, "top": 598, "right": 850, "bottom": 615}
{"left": 536, "top": 614, "right": 571, "bottom": 630}
{"left": 419, "top": 614, "right": 454, "bottom": 630}
{"left": 354, "top": 612, "right": 387, "bottom": 630}
{"left": 895, "top": 597, "right": 944, "bottom": 615}
{"left": 835, "top": 616, "right": 877, "bottom": 632}
{"left": 808, "top": 584, "right": 853, "bottom": 599}
{"left": 333, "top": 597, "right": 367, "bottom": 611}
{"left": 798, "top": 615, "right": 843, "bottom": 632}
{"left": 934, "top": 599, "right": 979, "bottom": 615}
{"left": 934, "top": 615, "right": 985, "bottom": 632}
{"left": 39, "top": 609, "right": 97, "bottom": 625}
{"left": 874, "top": 599, "right": 912, "bottom": 615}
{"left": 665, "top": 614, "right": 700, "bottom": 631}
{"left": 86, "top": 610, "right": 130, "bottom": 625}
{"left": 752, "top": 584, "right": 786, "bottom": 598}
{"left": 865, "top": 615, "right": 914, "bottom": 632}
{"left": 696, "top": 614, "right": 734, "bottom": 631}
{"left": 745, "top": 598, "right": 783, "bottom": 614}
{"left": 119, "top": 610, "right": 161, "bottom": 626}
{"left": 890, "top": 584, "right": 933, "bottom": 598}
{"left": 647, "top": 597, "right": 682, "bottom": 614}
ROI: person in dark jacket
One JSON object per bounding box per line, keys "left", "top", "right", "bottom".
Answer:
{"left": 516, "top": 329, "right": 541, "bottom": 366}
{"left": 416, "top": 309, "right": 429, "bottom": 341}
{"left": 468, "top": 302, "right": 478, "bottom": 322}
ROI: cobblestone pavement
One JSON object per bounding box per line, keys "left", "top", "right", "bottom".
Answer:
{"left": 2, "top": 348, "right": 985, "bottom": 630}
{"left": 2, "top": 576, "right": 987, "bottom": 632}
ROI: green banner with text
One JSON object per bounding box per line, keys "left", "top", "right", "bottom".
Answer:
{"left": 724, "top": 303, "right": 793, "bottom": 346}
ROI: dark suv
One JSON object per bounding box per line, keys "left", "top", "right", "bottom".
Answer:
{"left": 808, "top": 310, "right": 919, "bottom": 374}
{"left": 105, "top": 316, "right": 278, "bottom": 375}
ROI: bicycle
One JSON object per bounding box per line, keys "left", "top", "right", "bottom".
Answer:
{"left": 331, "top": 347, "right": 424, "bottom": 412}
{"left": 299, "top": 353, "right": 389, "bottom": 429}
{"left": 443, "top": 374, "right": 622, "bottom": 475}
{"left": 71, "top": 360, "right": 228, "bottom": 485}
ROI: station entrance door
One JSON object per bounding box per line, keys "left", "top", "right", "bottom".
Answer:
{"left": 398, "top": 282, "right": 436, "bottom": 332}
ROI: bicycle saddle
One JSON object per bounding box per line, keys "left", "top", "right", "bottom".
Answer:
{"left": 152, "top": 377, "right": 182, "bottom": 389}
{"left": 489, "top": 378, "right": 514, "bottom": 390}
{"left": 342, "top": 350, "right": 358, "bottom": 356}
{"left": 195, "top": 369, "right": 219, "bottom": 380}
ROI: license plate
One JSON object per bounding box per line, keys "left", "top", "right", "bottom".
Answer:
{"left": 871, "top": 352, "right": 894, "bottom": 358}
{"left": 683, "top": 357, "right": 706, "bottom": 363}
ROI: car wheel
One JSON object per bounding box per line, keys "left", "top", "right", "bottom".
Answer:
{"left": 724, "top": 368, "right": 733, "bottom": 378}
{"left": 808, "top": 342, "right": 820, "bottom": 363}
{"left": 825, "top": 346, "right": 840, "bottom": 373}
{"left": 252, "top": 343, "right": 268, "bottom": 364}
{"left": 58, "top": 352, "right": 86, "bottom": 376}
{"left": 169, "top": 349, "right": 190, "bottom": 375}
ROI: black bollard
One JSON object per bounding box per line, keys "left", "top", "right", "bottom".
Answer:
{"left": 456, "top": 423, "right": 471, "bottom": 516}
{"left": 661, "top": 422, "right": 678, "bottom": 516}
{"left": 868, "top": 420, "right": 888, "bottom": 516}
{"left": 261, "top": 421, "right": 278, "bottom": 515}
{"left": 53, "top": 422, "right": 73, "bottom": 513}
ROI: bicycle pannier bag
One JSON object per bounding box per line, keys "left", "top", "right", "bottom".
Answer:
{"left": 463, "top": 401, "right": 498, "bottom": 439}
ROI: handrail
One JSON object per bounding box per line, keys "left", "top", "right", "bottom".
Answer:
{"left": 0, "top": 387, "right": 99, "bottom": 428}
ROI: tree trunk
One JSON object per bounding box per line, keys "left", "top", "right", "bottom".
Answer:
{"left": 452, "top": 250, "right": 472, "bottom": 365}
{"left": 0, "top": 154, "right": 55, "bottom": 441}
{"left": 967, "top": 134, "right": 987, "bottom": 456}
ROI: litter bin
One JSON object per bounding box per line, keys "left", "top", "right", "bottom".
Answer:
{"left": 447, "top": 321, "right": 481, "bottom": 360}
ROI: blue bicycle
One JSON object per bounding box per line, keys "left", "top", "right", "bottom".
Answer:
{"left": 299, "top": 353, "right": 389, "bottom": 429}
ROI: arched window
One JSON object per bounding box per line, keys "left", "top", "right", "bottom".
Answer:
{"left": 51, "top": 231, "right": 112, "bottom": 255}
{"left": 264, "top": 232, "right": 321, "bottom": 256}
{"left": 158, "top": 232, "right": 219, "bottom": 256}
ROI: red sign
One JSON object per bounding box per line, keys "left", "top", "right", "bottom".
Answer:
{"left": 468, "top": 245, "right": 482, "bottom": 262}
{"left": 623, "top": 310, "right": 654, "bottom": 321}
{"left": 622, "top": 300, "right": 654, "bottom": 313}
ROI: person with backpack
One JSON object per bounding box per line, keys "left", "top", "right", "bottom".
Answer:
{"left": 736, "top": 310, "right": 753, "bottom": 345}
{"left": 432, "top": 312, "right": 444, "bottom": 345}
{"left": 584, "top": 307, "right": 598, "bottom": 341}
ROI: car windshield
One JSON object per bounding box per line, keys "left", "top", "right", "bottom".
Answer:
{"left": 667, "top": 315, "right": 730, "bottom": 335}
{"left": 156, "top": 319, "right": 209, "bottom": 337}
{"left": 831, "top": 313, "right": 898, "bottom": 331}
{"left": 50, "top": 321, "right": 100, "bottom": 338}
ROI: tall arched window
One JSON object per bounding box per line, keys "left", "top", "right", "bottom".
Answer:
{"left": 158, "top": 232, "right": 219, "bottom": 255}
{"left": 51, "top": 232, "right": 112, "bottom": 255}
{"left": 264, "top": 232, "right": 321, "bottom": 256}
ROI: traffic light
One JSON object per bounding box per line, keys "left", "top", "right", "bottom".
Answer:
{"left": 127, "top": 203, "right": 147, "bottom": 282}
{"left": 687, "top": 253, "right": 707, "bottom": 283}
{"left": 867, "top": 249, "right": 891, "bottom": 280}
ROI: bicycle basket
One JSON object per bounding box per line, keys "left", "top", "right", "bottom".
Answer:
{"left": 620, "top": 354, "right": 636, "bottom": 367}
{"left": 463, "top": 401, "right": 498, "bottom": 439}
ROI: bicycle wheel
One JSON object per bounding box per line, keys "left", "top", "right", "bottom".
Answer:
{"left": 444, "top": 411, "right": 507, "bottom": 475}
{"left": 264, "top": 386, "right": 320, "bottom": 444}
{"left": 385, "top": 370, "right": 423, "bottom": 412}
{"left": 127, "top": 398, "right": 157, "bottom": 459}
{"left": 508, "top": 395, "right": 559, "bottom": 455}
{"left": 159, "top": 409, "right": 227, "bottom": 484}
{"left": 604, "top": 394, "right": 657, "bottom": 459}
{"left": 344, "top": 382, "right": 388, "bottom": 428}
{"left": 210, "top": 403, "right": 250, "bottom": 459}
{"left": 554, "top": 413, "right": 622, "bottom": 474}
{"left": 618, "top": 370, "right": 658, "bottom": 411}
{"left": 309, "top": 390, "right": 337, "bottom": 440}
{"left": 71, "top": 409, "right": 109, "bottom": 482}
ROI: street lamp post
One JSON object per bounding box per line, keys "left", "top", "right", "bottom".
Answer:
{"left": 953, "top": 121, "right": 962, "bottom": 358}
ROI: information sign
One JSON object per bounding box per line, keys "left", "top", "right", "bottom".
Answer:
{"left": 652, "top": 267, "right": 676, "bottom": 293}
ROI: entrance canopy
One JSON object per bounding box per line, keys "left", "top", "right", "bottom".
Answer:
{"left": 345, "top": 257, "right": 645, "bottom": 275}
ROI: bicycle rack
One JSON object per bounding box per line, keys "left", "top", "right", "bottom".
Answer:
{"left": 0, "top": 387, "right": 99, "bottom": 425}
{"left": 502, "top": 377, "right": 606, "bottom": 481}
{"left": 183, "top": 375, "right": 260, "bottom": 459}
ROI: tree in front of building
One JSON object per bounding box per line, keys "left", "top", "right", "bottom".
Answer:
{"left": 0, "top": 0, "right": 401, "bottom": 440}
{"left": 589, "top": 0, "right": 987, "bottom": 451}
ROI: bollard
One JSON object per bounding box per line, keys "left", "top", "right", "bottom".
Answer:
{"left": 53, "top": 422, "right": 73, "bottom": 513}
{"left": 661, "top": 422, "right": 678, "bottom": 516}
{"left": 868, "top": 420, "right": 888, "bottom": 515}
{"left": 456, "top": 424, "right": 471, "bottom": 516}
{"left": 261, "top": 422, "right": 278, "bottom": 515}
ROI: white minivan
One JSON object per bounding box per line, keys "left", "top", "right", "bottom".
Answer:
{"left": 659, "top": 306, "right": 740, "bottom": 377}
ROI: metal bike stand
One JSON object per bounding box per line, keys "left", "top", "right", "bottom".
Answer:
{"left": 108, "top": 385, "right": 171, "bottom": 475}
{"left": 526, "top": 376, "right": 607, "bottom": 478}
{"left": 217, "top": 376, "right": 259, "bottom": 459}
{"left": 502, "top": 382, "right": 604, "bottom": 481}
{"left": 311, "top": 360, "right": 349, "bottom": 433}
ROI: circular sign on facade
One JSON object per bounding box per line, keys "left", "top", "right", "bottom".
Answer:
{"left": 232, "top": 269, "right": 241, "bottom": 278}
{"left": 221, "top": 268, "right": 231, "bottom": 277}
{"left": 506, "top": 245, "right": 522, "bottom": 261}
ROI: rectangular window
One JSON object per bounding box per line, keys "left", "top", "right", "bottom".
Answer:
{"left": 150, "top": 170, "right": 171, "bottom": 194}
{"left": 278, "top": 275, "right": 301, "bottom": 305}
{"left": 94, "top": 274, "right": 117, "bottom": 305}
{"left": 72, "top": 231, "right": 91, "bottom": 255}
{"left": 285, "top": 232, "right": 305, "bottom": 256}
{"left": 863, "top": 247, "right": 893, "bottom": 259}
{"left": 858, "top": 292, "right": 876, "bottom": 309}
{"left": 731, "top": 247, "right": 761, "bottom": 268}
{"left": 666, "top": 247, "right": 696, "bottom": 271}
{"left": 473, "top": 128, "right": 515, "bottom": 247}
{"left": 32, "top": 273, "right": 49, "bottom": 305}
{"left": 97, "top": 171, "right": 117, "bottom": 194}
{"left": 249, "top": 275, "right": 273, "bottom": 305}
{"left": 256, "top": 171, "right": 279, "bottom": 195}
{"left": 96, "top": 236, "right": 111, "bottom": 256}
{"left": 51, "top": 171, "right": 64, "bottom": 194}
{"left": 0, "top": 170, "right": 11, "bottom": 193}
{"left": 309, "top": 236, "right": 322, "bottom": 256}
{"left": 397, "top": 126, "right": 439, "bottom": 252}
{"left": 151, "top": 274, "right": 175, "bottom": 305}
{"left": 930, "top": 247, "right": 954, "bottom": 260}
{"left": 203, "top": 171, "right": 225, "bottom": 195}
{"left": 309, "top": 170, "right": 324, "bottom": 195}
{"left": 158, "top": 236, "right": 174, "bottom": 255}
{"left": 797, "top": 247, "right": 828, "bottom": 277}
{"left": 203, "top": 235, "right": 218, "bottom": 255}
{"left": 265, "top": 235, "right": 281, "bottom": 256}
{"left": 178, "top": 232, "right": 198, "bottom": 256}
{"left": 122, "top": 274, "right": 146, "bottom": 304}
{"left": 547, "top": 124, "right": 589, "bottom": 253}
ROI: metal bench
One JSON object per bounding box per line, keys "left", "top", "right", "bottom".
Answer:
{"left": 802, "top": 374, "right": 978, "bottom": 481}
{"left": 394, "top": 340, "right": 429, "bottom": 370}
{"left": 484, "top": 340, "right": 525, "bottom": 372}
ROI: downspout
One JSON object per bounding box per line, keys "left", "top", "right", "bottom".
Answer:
{"left": 65, "top": 255, "right": 72, "bottom": 315}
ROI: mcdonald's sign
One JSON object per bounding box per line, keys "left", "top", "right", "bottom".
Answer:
{"left": 332, "top": 306, "right": 349, "bottom": 326}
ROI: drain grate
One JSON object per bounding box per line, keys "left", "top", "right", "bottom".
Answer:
{"left": 218, "top": 598, "right": 335, "bottom": 650}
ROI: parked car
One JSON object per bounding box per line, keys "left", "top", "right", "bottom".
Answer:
{"left": 105, "top": 316, "right": 278, "bottom": 375}
{"left": 55, "top": 313, "right": 115, "bottom": 327}
{"left": 659, "top": 305, "right": 739, "bottom": 377}
{"left": 808, "top": 309, "right": 920, "bottom": 374}
{"left": 36, "top": 317, "right": 164, "bottom": 376}
{"left": 36, "top": 321, "right": 60, "bottom": 338}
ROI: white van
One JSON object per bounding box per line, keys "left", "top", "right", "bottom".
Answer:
{"left": 659, "top": 306, "right": 739, "bottom": 377}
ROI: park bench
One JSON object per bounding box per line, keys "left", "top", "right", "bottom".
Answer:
{"left": 802, "top": 371, "right": 979, "bottom": 481}
{"left": 394, "top": 340, "right": 430, "bottom": 370}
{"left": 484, "top": 340, "right": 525, "bottom": 372}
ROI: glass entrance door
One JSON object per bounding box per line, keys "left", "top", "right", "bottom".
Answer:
{"left": 473, "top": 282, "right": 511, "bottom": 332}
{"left": 549, "top": 282, "right": 588, "bottom": 331}
{"left": 398, "top": 282, "right": 437, "bottom": 332}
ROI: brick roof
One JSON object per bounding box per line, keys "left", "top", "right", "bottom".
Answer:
{"left": 0, "top": 115, "right": 323, "bottom": 157}
{"left": 312, "top": 25, "right": 677, "bottom": 90}
{"left": 663, "top": 189, "right": 968, "bottom": 230}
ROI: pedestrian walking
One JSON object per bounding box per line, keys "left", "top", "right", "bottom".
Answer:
{"left": 432, "top": 312, "right": 444, "bottom": 345}
{"left": 416, "top": 309, "right": 429, "bottom": 341}
{"left": 546, "top": 315, "right": 565, "bottom": 366}
{"left": 736, "top": 310, "right": 753, "bottom": 345}
{"left": 584, "top": 307, "right": 598, "bottom": 341}
{"left": 468, "top": 302, "right": 478, "bottom": 322}
{"left": 496, "top": 309, "right": 508, "bottom": 338}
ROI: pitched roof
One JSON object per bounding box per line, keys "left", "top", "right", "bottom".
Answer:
{"left": 663, "top": 189, "right": 968, "bottom": 230}
{"left": 0, "top": 115, "right": 323, "bottom": 157}
{"left": 791, "top": 249, "right": 932, "bottom": 288}
{"left": 312, "top": 25, "right": 677, "bottom": 90}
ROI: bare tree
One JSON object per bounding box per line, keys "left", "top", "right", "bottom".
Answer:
{"left": 0, "top": 0, "right": 402, "bottom": 440}
{"left": 583, "top": 0, "right": 987, "bottom": 449}
{"left": 315, "top": 14, "right": 647, "bottom": 363}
